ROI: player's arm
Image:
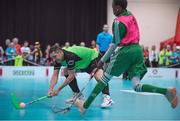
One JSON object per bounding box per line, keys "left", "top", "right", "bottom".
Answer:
{"left": 56, "top": 69, "right": 75, "bottom": 93}
{"left": 49, "top": 69, "right": 59, "bottom": 91}
{"left": 100, "top": 20, "right": 121, "bottom": 63}
{"left": 48, "top": 62, "right": 61, "bottom": 96}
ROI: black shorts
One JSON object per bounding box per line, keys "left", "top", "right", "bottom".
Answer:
{"left": 80, "top": 54, "right": 101, "bottom": 74}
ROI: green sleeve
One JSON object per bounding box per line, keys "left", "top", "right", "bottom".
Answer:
{"left": 112, "top": 20, "right": 127, "bottom": 44}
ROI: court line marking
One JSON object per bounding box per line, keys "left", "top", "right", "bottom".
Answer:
{"left": 120, "top": 90, "right": 162, "bottom": 96}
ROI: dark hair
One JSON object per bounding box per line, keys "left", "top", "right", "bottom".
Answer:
{"left": 49, "top": 44, "right": 62, "bottom": 54}
{"left": 113, "top": 0, "right": 127, "bottom": 9}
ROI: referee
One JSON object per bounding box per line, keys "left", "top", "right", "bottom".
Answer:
{"left": 96, "top": 24, "right": 113, "bottom": 56}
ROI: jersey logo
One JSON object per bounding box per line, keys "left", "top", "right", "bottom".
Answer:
{"left": 67, "top": 60, "right": 75, "bottom": 68}
{"left": 68, "top": 60, "right": 74, "bottom": 65}
{"left": 67, "top": 60, "right": 75, "bottom": 70}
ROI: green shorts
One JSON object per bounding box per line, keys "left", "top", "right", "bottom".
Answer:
{"left": 105, "top": 44, "right": 147, "bottom": 80}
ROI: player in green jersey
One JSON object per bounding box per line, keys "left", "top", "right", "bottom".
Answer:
{"left": 48, "top": 45, "right": 113, "bottom": 108}
{"left": 74, "top": 0, "right": 178, "bottom": 115}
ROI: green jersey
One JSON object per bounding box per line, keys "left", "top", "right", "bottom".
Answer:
{"left": 14, "top": 55, "right": 23, "bottom": 66}
{"left": 54, "top": 45, "right": 99, "bottom": 71}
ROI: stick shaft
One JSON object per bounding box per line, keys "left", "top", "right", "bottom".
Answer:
{"left": 26, "top": 95, "right": 49, "bottom": 105}
{"left": 68, "top": 69, "right": 97, "bottom": 106}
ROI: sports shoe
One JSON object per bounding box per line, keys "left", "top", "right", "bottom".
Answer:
{"left": 165, "top": 87, "right": 178, "bottom": 108}
{"left": 101, "top": 94, "right": 114, "bottom": 108}
{"left": 65, "top": 92, "right": 84, "bottom": 104}
{"left": 74, "top": 98, "right": 86, "bottom": 115}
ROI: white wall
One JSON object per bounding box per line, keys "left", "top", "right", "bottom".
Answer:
{"left": 107, "top": 0, "right": 180, "bottom": 50}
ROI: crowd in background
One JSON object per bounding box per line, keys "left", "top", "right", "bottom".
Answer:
{"left": 0, "top": 37, "right": 101, "bottom": 66}
{"left": 0, "top": 25, "right": 180, "bottom": 68}
{"left": 143, "top": 43, "right": 180, "bottom": 68}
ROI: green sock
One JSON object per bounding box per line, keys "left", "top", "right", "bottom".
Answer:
{"left": 83, "top": 81, "right": 107, "bottom": 109}
{"left": 141, "top": 84, "right": 167, "bottom": 95}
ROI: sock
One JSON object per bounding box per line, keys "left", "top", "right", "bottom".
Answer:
{"left": 65, "top": 75, "right": 80, "bottom": 93}
{"left": 135, "top": 84, "right": 167, "bottom": 95}
{"left": 83, "top": 81, "right": 107, "bottom": 109}
{"left": 102, "top": 83, "right": 110, "bottom": 95}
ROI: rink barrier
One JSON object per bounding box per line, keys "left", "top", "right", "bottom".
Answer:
{"left": 0, "top": 66, "right": 179, "bottom": 80}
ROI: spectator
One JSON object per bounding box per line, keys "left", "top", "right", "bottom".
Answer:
{"left": 91, "top": 40, "right": 99, "bottom": 51}
{"left": 12, "top": 37, "right": 21, "bottom": 55}
{"left": 63, "top": 42, "right": 70, "bottom": 49}
{"left": 14, "top": 55, "right": 23, "bottom": 66}
{"left": 149, "top": 45, "right": 159, "bottom": 67}
{"left": 45, "top": 44, "right": 53, "bottom": 66}
{"left": 177, "top": 46, "right": 180, "bottom": 63}
{"left": 5, "top": 39, "right": 11, "bottom": 48}
{"left": 167, "top": 44, "right": 172, "bottom": 53}
{"left": 45, "top": 44, "right": 51, "bottom": 59}
{"left": 34, "top": 41, "right": 43, "bottom": 64}
{"left": 96, "top": 24, "right": 112, "bottom": 55}
{"left": 80, "top": 42, "right": 86, "bottom": 47}
{"left": 159, "top": 44, "right": 171, "bottom": 67}
{"left": 5, "top": 42, "right": 16, "bottom": 65}
{"left": 21, "top": 41, "right": 30, "bottom": 59}
{"left": 143, "top": 46, "right": 151, "bottom": 67}
{"left": 27, "top": 45, "right": 35, "bottom": 63}
{"left": 55, "top": 43, "right": 60, "bottom": 47}
{"left": 170, "top": 43, "right": 179, "bottom": 65}
{"left": 0, "top": 46, "right": 4, "bottom": 64}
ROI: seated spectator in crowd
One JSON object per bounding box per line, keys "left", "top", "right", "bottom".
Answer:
{"left": 143, "top": 46, "right": 151, "bottom": 67}
{"left": 0, "top": 46, "right": 4, "bottom": 64}
{"left": 149, "top": 45, "right": 159, "bottom": 67}
{"left": 34, "top": 41, "right": 43, "bottom": 64}
{"left": 177, "top": 46, "right": 180, "bottom": 62}
{"left": 167, "top": 44, "right": 172, "bottom": 53}
{"left": 170, "top": 43, "right": 179, "bottom": 65}
{"left": 54, "top": 43, "right": 60, "bottom": 47}
{"left": 27, "top": 45, "right": 35, "bottom": 63}
{"left": 62, "top": 42, "right": 70, "bottom": 49}
{"left": 12, "top": 37, "right": 21, "bottom": 55}
{"left": 80, "top": 41, "right": 86, "bottom": 47}
{"left": 159, "top": 44, "right": 171, "bottom": 67}
{"left": 45, "top": 44, "right": 53, "bottom": 66}
{"left": 21, "top": 41, "right": 30, "bottom": 59}
{"left": 14, "top": 54, "right": 23, "bottom": 66}
{"left": 5, "top": 42, "right": 16, "bottom": 65}
{"left": 91, "top": 40, "right": 99, "bottom": 51}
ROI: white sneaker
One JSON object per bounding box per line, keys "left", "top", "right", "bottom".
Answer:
{"left": 101, "top": 94, "right": 114, "bottom": 108}
{"left": 65, "top": 92, "right": 84, "bottom": 104}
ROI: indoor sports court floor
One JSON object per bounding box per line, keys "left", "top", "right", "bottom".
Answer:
{"left": 0, "top": 75, "right": 180, "bottom": 120}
